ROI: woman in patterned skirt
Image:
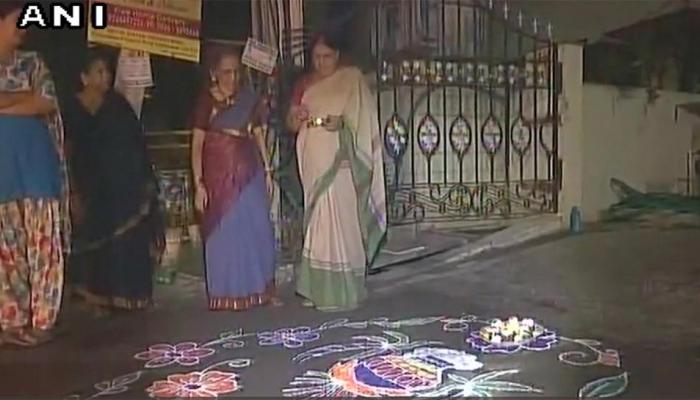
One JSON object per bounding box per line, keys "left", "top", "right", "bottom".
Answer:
{"left": 0, "top": 1, "right": 70, "bottom": 346}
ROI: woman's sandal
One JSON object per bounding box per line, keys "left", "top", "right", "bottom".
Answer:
{"left": 1, "top": 329, "right": 39, "bottom": 347}
{"left": 294, "top": 292, "right": 314, "bottom": 308}
{"left": 28, "top": 329, "right": 54, "bottom": 345}
{"left": 314, "top": 305, "right": 344, "bottom": 312}
{"left": 301, "top": 299, "right": 315, "bottom": 308}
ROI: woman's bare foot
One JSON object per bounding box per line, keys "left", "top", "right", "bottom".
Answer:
{"left": 78, "top": 301, "right": 111, "bottom": 317}
{"left": 270, "top": 297, "right": 284, "bottom": 307}
{"left": 91, "top": 305, "right": 111, "bottom": 318}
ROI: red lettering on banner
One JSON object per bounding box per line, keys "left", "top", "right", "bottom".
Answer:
{"left": 105, "top": 4, "right": 200, "bottom": 39}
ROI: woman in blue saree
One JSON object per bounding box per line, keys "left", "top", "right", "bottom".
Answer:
{"left": 191, "top": 45, "right": 279, "bottom": 311}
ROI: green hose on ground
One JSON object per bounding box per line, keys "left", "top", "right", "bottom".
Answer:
{"left": 602, "top": 178, "right": 700, "bottom": 222}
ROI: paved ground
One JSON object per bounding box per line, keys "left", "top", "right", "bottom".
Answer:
{"left": 174, "top": 228, "right": 470, "bottom": 278}
{"left": 0, "top": 227, "right": 699, "bottom": 398}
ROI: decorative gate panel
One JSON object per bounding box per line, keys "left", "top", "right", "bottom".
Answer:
{"left": 372, "top": 0, "right": 561, "bottom": 225}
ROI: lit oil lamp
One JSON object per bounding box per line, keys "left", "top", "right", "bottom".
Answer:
{"left": 309, "top": 117, "right": 326, "bottom": 127}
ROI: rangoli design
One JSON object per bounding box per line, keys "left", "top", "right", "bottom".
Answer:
{"left": 135, "top": 342, "right": 216, "bottom": 368}
{"left": 145, "top": 370, "right": 240, "bottom": 398}
{"left": 284, "top": 335, "right": 541, "bottom": 398}
{"left": 64, "top": 315, "right": 630, "bottom": 399}
{"left": 257, "top": 326, "right": 321, "bottom": 349}
{"left": 466, "top": 316, "right": 559, "bottom": 354}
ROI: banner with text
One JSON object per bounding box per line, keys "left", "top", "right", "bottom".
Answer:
{"left": 88, "top": 0, "right": 202, "bottom": 63}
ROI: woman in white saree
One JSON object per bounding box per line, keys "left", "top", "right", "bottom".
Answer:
{"left": 287, "top": 33, "right": 387, "bottom": 312}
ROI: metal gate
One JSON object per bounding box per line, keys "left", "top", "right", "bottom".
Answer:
{"left": 266, "top": 0, "right": 562, "bottom": 262}
{"left": 371, "top": 0, "right": 561, "bottom": 225}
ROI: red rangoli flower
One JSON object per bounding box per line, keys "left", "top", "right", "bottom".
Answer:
{"left": 146, "top": 370, "right": 240, "bottom": 398}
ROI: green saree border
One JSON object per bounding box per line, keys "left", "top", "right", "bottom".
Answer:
{"left": 295, "top": 255, "right": 367, "bottom": 311}
{"left": 302, "top": 123, "right": 387, "bottom": 269}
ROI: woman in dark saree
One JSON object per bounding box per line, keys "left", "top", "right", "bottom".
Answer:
{"left": 63, "top": 50, "right": 164, "bottom": 315}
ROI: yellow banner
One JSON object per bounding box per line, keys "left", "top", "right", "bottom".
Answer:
{"left": 88, "top": 0, "right": 201, "bottom": 63}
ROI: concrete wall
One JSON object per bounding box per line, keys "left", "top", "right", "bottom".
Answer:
{"left": 557, "top": 44, "right": 584, "bottom": 222}
{"left": 556, "top": 44, "right": 699, "bottom": 223}
{"left": 579, "top": 85, "right": 700, "bottom": 220}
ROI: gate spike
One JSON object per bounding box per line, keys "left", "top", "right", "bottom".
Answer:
{"left": 503, "top": 2, "right": 509, "bottom": 18}
{"left": 517, "top": 11, "right": 523, "bottom": 27}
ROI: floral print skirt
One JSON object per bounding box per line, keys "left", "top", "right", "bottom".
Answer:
{"left": 0, "top": 198, "right": 64, "bottom": 331}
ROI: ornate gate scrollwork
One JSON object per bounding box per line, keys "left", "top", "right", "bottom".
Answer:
{"left": 372, "top": 0, "right": 561, "bottom": 225}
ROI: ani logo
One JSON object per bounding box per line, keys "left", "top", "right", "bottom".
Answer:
{"left": 17, "top": 3, "right": 107, "bottom": 30}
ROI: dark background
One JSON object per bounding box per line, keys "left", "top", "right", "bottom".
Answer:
{"left": 22, "top": 0, "right": 363, "bottom": 132}
{"left": 24, "top": 0, "right": 253, "bottom": 132}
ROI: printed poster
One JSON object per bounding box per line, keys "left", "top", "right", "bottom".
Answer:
{"left": 116, "top": 50, "right": 153, "bottom": 87}
{"left": 242, "top": 38, "right": 279, "bottom": 75}
{"left": 88, "top": 0, "right": 202, "bottom": 63}
{"left": 114, "top": 49, "right": 153, "bottom": 117}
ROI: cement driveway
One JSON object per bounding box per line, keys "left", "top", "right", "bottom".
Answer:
{"left": 0, "top": 228, "right": 698, "bottom": 398}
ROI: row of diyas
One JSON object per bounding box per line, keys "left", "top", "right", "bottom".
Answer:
{"left": 478, "top": 316, "right": 543, "bottom": 344}
{"left": 379, "top": 60, "right": 548, "bottom": 86}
